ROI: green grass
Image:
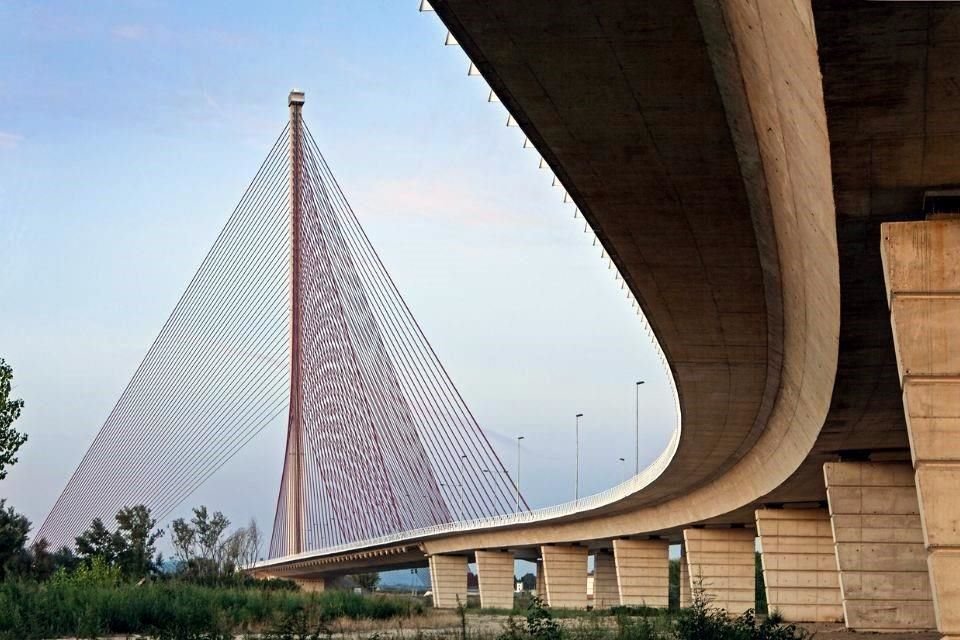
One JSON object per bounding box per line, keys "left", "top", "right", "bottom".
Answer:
{"left": 0, "top": 580, "right": 422, "bottom": 639}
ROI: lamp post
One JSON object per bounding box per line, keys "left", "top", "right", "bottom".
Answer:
{"left": 459, "top": 454, "right": 467, "bottom": 517}
{"left": 516, "top": 436, "right": 525, "bottom": 512}
{"left": 575, "top": 413, "right": 583, "bottom": 500}
{"left": 619, "top": 457, "right": 626, "bottom": 483}
{"left": 635, "top": 381, "right": 645, "bottom": 474}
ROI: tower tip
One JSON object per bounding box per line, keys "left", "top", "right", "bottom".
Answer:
{"left": 288, "top": 89, "right": 305, "bottom": 106}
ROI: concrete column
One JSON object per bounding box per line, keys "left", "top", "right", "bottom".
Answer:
{"left": 679, "top": 544, "right": 691, "bottom": 608}
{"left": 475, "top": 550, "right": 515, "bottom": 610}
{"left": 429, "top": 554, "right": 467, "bottom": 609}
{"left": 613, "top": 538, "right": 669, "bottom": 608}
{"left": 593, "top": 551, "right": 620, "bottom": 608}
{"left": 883, "top": 218, "right": 960, "bottom": 639}
{"left": 293, "top": 577, "right": 325, "bottom": 592}
{"left": 824, "top": 461, "right": 935, "bottom": 630}
{"left": 535, "top": 558, "right": 545, "bottom": 599}
{"left": 683, "top": 528, "right": 755, "bottom": 615}
{"left": 540, "top": 544, "right": 588, "bottom": 609}
{"left": 755, "top": 508, "right": 841, "bottom": 622}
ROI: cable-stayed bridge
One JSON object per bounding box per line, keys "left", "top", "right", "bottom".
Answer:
{"left": 37, "top": 91, "right": 524, "bottom": 557}
{"left": 35, "top": 0, "right": 960, "bottom": 633}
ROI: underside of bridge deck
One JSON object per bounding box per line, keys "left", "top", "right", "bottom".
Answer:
{"left": 257, "top": 0, "right": 960, "bottom": 600}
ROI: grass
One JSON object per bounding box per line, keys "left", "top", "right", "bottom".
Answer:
{"left": 0, "top": 580, "right": 422, "bottom": 639}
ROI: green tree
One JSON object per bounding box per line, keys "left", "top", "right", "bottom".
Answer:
{"left": 75, "top": 517, "right": 124, "bottom": 565}
{"left": 0, "top": 358, "right": 27, "bottom": 480}
{"left": 352, "top": 572, "right": 380, "bottom": 591}
{"left": 520, "top": 572, "right": 536, "bottom": 591}
{"left": 0, "top": 499, "right": 30, "bottom": 580}
{"left": 192, "top": 506, "right": 230, "bottom": 574}
{"left": 115, "top": 504, "right": 163, "bottom": 578}
{"left": 171, "top": 505, "right": 231, "bottom": 576}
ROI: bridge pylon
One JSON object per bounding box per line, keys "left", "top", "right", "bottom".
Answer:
{"left": 283, "top": 89, "right": 307, "bottom": 556}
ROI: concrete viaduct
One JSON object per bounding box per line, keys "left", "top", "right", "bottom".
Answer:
{"left": 255, "top": 1, "right": 960, "bottom": 633}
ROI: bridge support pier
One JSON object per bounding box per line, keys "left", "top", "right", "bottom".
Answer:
{"left": 883, "top": 219, "right": 960, "bottom": 639}
{"left": 535, "top": 558, "right": 545, "bottom": 599}
{"left": 429, "top": 554, "right": 468, "bottom": 609}
{"left": 824, "top": 461, "right": 935, "bottom": 630}
{"left": 682, "top": 528, "right": 755, "bottom": 615}
{"left": 475, "top": 550, "right": 515, "bottom": 610}
{"left": 679, "top": 543, "right": 691, "bottom": 608}
{"left": 592, "top": 550, "right": 619, "bottom": 608}
{"left": 540, "top": 544, "right": 588, "bottom": 609}
{"left": 612, "top": 538, "right": 669, "bottom": 608}
{"left": 755, "top": 508, "right": 841, "bottom": 622}
{"left": 293, "top": 577, "right": 325, "bottom": 593}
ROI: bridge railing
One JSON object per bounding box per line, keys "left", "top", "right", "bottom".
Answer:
{"left": 255, "top": 374, "right": 681, "bottom": 568}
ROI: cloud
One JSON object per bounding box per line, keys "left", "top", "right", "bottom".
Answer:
{"left": 0, "top": 132, "right": 22, "bottom": 150}
{"left": 357, "top": 173, "right": 530, "bottom": 228}
{"left": 111, "top": 24, "right": 147, "bottom": 41}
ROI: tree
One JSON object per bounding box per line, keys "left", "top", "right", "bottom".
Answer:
{"left": 115, "top": 504, "right": 163, "bottom": 578}
{"left": 520, "top": 572, "right": 536, "bottom": 591}
{"left": 75, "top": 517, "right": 124, "bottom": 565}
{"left": 0, "top": 499, "right": 30, "bottom": 580}
{"left": 170, "top": 505, "right": 231, "bottom": 576}
{"left": 352, "top": 572, "right": 380, "bottom": 591}
{"left": 222, "top": 518, "right": 263, "bottom": 571}
{"left": 0, "top": 358, "right": 27, "bottom": 481}
{"left": 192, "top": 506, "right": 229, "bottom": 574}
{"left": 170, "top": 516, "right": 196, "bottom": 567}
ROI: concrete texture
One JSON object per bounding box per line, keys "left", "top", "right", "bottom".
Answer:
{"left": 475, "top": 550, "right": 515, "bottom": 610}
{"left": 540, "top": 545, "right": 588, "bottom": 609}
{"left": 612, "top": 538, "right": 669, "bottom": 608}
{"left": 592, "top": 551, "right": 620, "bottom": 609}
{"left": 418, "top": 0, "right": 840, "bottom": 556}
{"left": 824, "top": 462, "right": 935, "bottom": 631}
{"left": 683, "top": 528, "right": 756, "bottom": 615}
{"left": 883, "top": 219, "right": 960, "bottom": 638}
{"left": 679, "top": 545, "right": 691, "bottom": 609}
{"left": 429, "top": 554, "right": 467, "bottom": 610}
{"left": 755, "top": 508, "right": 841, "bottom": 622}
{"left": 535, "top": 559, "right": 545, "bottom": 600}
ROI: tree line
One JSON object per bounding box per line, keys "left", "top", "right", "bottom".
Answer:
{"left": 0, "top": 357, "right": 268, "bottom": 584}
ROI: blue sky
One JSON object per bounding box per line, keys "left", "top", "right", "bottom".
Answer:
{"left": 0, "top": 1, "right": 676, "bottom": 549}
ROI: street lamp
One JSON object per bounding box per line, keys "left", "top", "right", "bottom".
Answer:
{"left": 575, "top": 413, "right": 583, "bottom": 500}
{"left": 619, "top": 457, "right": 626, "bottom": 483}
{"left": 635, "top": 381, "right": 645, "bottom": 474}
{"left": 516, "top": 436, "right": 525, "bottom": 513}
{"left": 459, "top": 454, "right": 468, "bottom": 517}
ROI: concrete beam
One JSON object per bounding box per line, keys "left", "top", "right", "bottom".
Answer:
{"left": 755, "top": 508, "right": 841, "bottom": 622}
{"left": 593, "top": 551, "right": 619, "bottom": 609}
{"left": 612, "top": 538, "right": 669, "bottom": 608}
{"left": 882, "top": 219, "right": 960, "bottom": 638}
{"left": 540, "top": 544, "right": 588, "bottom": 609}
{"left": 683, "top": 528, "right": 755, "bottom": 615}
{"left": 429, "top": 554, "right": 467, "bottom": 610}
{"left": 475, "top": 550, "right": 515, "bottom": 610}
{"left": 824, "top": 461, "right": 935, "bottom": 631}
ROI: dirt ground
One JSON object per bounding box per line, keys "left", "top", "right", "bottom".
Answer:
{"left": 51, "top": 612, "right": 945, "bottom": 640}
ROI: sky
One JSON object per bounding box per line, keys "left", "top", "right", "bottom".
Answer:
{"left": 0, "top": 1, "right": 677, "bottom": 552}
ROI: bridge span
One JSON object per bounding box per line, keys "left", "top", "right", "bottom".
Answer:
{"left": 255, "top": 1, "right": 960, "bottom": 633}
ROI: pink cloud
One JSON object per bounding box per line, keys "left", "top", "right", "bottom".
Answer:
{"left": 0, "top": 132, "right": 22, "bottom": 150}
{"left": 357, "top": 174, "right": 530, "bottom": 228}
